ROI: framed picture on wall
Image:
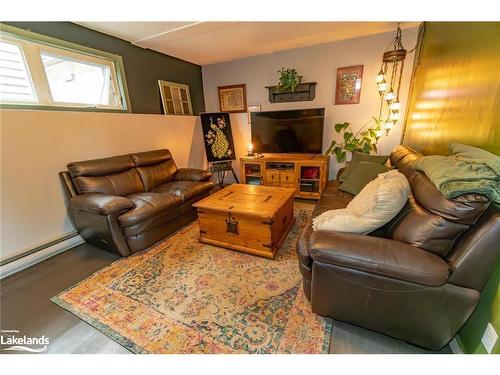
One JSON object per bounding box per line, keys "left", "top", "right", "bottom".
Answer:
{"left": 217, "top": 84, "right": 247, "bottom": 113}
{"left": 335, "top": 65, "right": 363, "bottom": 105}
{"left": 158, "top": 80, "right": 193, "bottom": 115}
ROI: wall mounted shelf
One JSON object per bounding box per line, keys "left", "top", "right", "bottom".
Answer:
{"left": 265, "top": 82, "right": 317, "bottom": 103}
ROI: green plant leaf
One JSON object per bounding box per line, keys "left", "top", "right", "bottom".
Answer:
{"left": 334, "top": 123, "right": 344, "bottom": 133}
{"left": 344, "top": 144, "right": 356, "bottom": 152}
{"left": 325, "top": 140, "right": 337, "bottom": 155}
{"left": 339, "top": 151, "right": 347, "bottom": 162}
{"left": 343, "top": 132, "right": 353, "bottom": 142}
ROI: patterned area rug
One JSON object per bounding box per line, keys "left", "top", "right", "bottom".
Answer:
{"left": 52, "top": 208, "right": 332, "bottom": 353}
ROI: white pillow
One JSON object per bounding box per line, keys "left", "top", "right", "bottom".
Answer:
{"left": 312, "top": 170, "right": 410, "bottom": 234}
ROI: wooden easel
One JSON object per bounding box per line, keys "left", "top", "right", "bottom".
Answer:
{"left": 209, "top": 160, "right": 239, "bottom": 187}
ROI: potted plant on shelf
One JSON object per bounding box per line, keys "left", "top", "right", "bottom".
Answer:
{"left": 277, "top": 67, "right": 303, "bottom": 92}
{"left": 325, "top": 117, "right": 383, "bottom": 162}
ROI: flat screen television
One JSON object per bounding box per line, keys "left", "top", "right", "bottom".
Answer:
{"left": 251, "top": 108, "right": 324, "bottom": 154}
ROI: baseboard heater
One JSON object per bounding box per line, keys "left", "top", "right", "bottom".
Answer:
{"left": 0, "top": 231, "right": 84, "bottom": 278}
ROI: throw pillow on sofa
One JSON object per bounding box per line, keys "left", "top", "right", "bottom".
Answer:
{"left": 339, "top": 161, "right": 389, "bottom": 195}
{"left": 339, "top": 152, "right": 389, "bottom": 182}
{"left": 313, "top": 170, "right": 410, "bottom": 234}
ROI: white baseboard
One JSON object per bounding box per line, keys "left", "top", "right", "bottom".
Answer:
{"left": 0, "top": 235, "right": 84, "bottom": 279}
{"left": 449, "top": 338, "right": 464, "bottom": 354}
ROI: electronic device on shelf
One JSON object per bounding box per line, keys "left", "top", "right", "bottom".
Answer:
{"left": 250, "top": 108, "right": 325, "bottom": 154}
{"left": 266, "top": 162, "right": 295, "bottom": 170}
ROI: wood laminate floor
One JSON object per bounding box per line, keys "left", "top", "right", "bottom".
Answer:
{"left": 0, "top": 210, "right": 450, "bottom": 354}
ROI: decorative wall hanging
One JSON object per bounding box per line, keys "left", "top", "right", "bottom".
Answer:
{"left": 200, "top": 112, "right": 236, "bottom": 163}
{"left": 217, "top": 84, "right": 247, "bottom": 113}
{"left": 375, "top": 24, "right": 410, "bottom": 134}
{"left": 335, "top": 65, "right": 363, "bottom": 105}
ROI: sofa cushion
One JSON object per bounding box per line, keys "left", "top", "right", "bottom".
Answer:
{"left": 308, "top": 231, "right": 449, "bottom": 287}
{"left": 316, "top": 179, "right": 353, "bottom": 202}
{"left": 410, "top": 172, "right": 490, "bottom": 225}
{"left": 339, "top": 161, "right": 389, "bottom": 195}
{"left": 339, "top": 152, "right": 389, "bottom": 182}
{"left": 73, "top": 169, "right": 144, "bottom": 196}
{"left": 137, "top": 161, "right": 178, "bottom": 191}
{"left": 152, "top": 181, "right": 215, "bottom": 202}
{"left": 121, "top": 207, "right": 181, "bottom": 238}
{"left": 130, "top": 149, "right": 173, "bottom": 167}
{"left": 389, "top": 145, "right": 422, "bottom": 181}
{"left": 386, "top": 194, "right": 470, "bottom": 257}
{"left": 313, "top": 170, "right": 410, "bottom": 234}
{"left": 69, "top": 194, "right": 135, "bottom": 215}
{"left": 175, "top": 168, "right": 212, "bottom": 182}
{"left": 68, "top": 154, "right": 134, "bottom": 178}
{"left": 68, "top": 154, "right": 144, "bottom": 196}
{"left": 118, "top": 192, "right": 181, "bottom": 228}
{"left": 131, "top": 149, "right": 178, "bottom": 191}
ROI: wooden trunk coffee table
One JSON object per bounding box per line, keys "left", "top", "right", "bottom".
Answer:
{"left": 193, "top": 184, "right": 295, "bottom": 259}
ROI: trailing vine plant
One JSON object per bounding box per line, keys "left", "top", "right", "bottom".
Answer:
{"left": 325, "top": 117, "right": 383, "bottom": 162}
{"left": 277, "top": 67, "right": 303, "bottom": 92}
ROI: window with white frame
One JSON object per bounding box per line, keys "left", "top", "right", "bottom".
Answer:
{"left": 158, "top": 80, "right": 193, "bottom": 115}
{"left": 0, "top": 27, "right": 129, "bottom": 110}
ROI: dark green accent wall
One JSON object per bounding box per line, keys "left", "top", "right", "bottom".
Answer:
{"left": 5, "top": 22, "right": 205, "bottom": 114}
{"left": 458, "top": 263, "right": 500, "bottom": 354}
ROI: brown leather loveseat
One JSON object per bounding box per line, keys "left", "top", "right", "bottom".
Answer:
{"left": 297, "top": 145, "right": 500, "bottom": 350}
{"left": 60, "top": 149, "right": 215, "bottom": 257}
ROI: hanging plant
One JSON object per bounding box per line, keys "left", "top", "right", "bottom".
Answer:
{"left": 325, "top": 117, "right": 382, "bottom": 162}
{"left": 277, "top": 67, "right": 303, "bottom": 92}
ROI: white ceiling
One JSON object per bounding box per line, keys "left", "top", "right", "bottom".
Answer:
{"left": 77, "top": 22, "right": 420, "bottom": 65}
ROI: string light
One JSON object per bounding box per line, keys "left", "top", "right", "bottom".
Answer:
{"left": 389, "top": 101, "right": 401, "bottom": 110}
{"left": 375, "top": 70, "right": 385, "bottom": 83}
{"left": 384, "top": 91, "right": 396, "bottom": 101}
{"left": 375, "top": 23, "right": 408, "bottom": 138}
{"left": 389, "top": 111, "right": 401, "bottom": 121}
{"left": 377, "top": 82, "right": 388, "bottom": 92}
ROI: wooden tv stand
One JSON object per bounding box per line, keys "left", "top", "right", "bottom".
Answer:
{"left": 240, "top": 154, "right": 330, "bottom": 200}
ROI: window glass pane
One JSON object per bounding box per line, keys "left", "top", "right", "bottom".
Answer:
{"left": 171, "top": 87, "right": 180, "bottom": 101}
{"left": 0, "top": 41, "right": 37, "bottom": 103}
{"left": 166, "top": 100, "right": 174, "bottom": 114}
{"left": 173, "top": 100, "right": 182, "bottom": 114}
{"left": 163, "top": 86, "right": 172, "bottom": 100}
{"left": 41, "top": 52, "right": 118, "bottom": 106}
{"left": 182, "top": 102, "right": 190, "bottom": 114}
{"left": 180, "top": 88, "right": 188, "bottom": 101}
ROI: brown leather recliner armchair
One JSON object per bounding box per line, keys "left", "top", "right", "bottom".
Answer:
{"left": 60, "top": 149, "right": 215, "bottom": 257}
{"left": 297, "top": 145, "right": 500, "bottom": 350}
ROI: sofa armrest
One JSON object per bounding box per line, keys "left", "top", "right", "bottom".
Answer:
{"left": 308, "top": 231, "right": 449, "bottom": 286}
{"left": 69, "top": 194, "right": 135, "bottom": 215}
{"left": 174, "top": 168, "right": 212, "bottom": 182}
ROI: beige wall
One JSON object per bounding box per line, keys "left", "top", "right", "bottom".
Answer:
{"left": 202, "top": 27, "right": 419, "bottom": 179}
{"left": 0, "top": 109, "right": 207, "bottom": 258}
